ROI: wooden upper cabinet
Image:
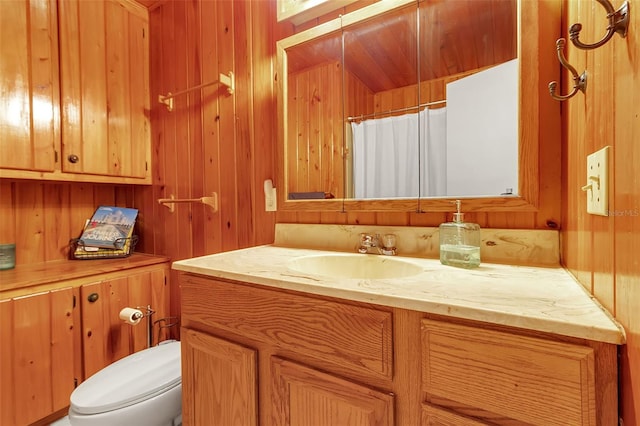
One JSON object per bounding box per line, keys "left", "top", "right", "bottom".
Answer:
{"left": 0, "top": 0, "right": 58, "bottom": 173}
{"left": 58, "top": 0, "right": 150, "bottom": 181}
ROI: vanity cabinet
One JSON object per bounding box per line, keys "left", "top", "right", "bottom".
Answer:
{"left": 0, "top": 254, "right": 170, "bottom": 426}
{"left": 180, "top": 275, "right": 396, "bottom": 425}
{"left": 179, "top": 273, "right": 618, "bottom": 426}
{"left": 0, "top": 0, "right": 151, "bottom": 184}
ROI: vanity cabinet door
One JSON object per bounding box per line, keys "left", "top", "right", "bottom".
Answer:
{"left": 0, "top": 288, "right": 76, "bottom": 426}
{"left": 58, "top": 0, "right": 150, "bottom": 182}
{"left": 421, "top": 319, "right": 597, "bottom": 425}
{"left": 271, "top": 357, "right": 394, "bottom": 426}
{"left": 181, "top": 328, "right": 258, "bottom": 426}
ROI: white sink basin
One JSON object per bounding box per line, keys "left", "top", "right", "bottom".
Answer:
{"left": 288, "top": 253, "right": 423, "bottom": 279}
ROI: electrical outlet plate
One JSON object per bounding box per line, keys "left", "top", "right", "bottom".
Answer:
{"left": 585, "top": 146, "right": 609, "bottom": 216}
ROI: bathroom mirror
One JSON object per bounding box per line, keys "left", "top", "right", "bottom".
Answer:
{"left": 277, "top": 0, "right": 548, "bottom": 212}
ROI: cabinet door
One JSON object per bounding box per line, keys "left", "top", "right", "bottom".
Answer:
{"left": 271, "top": 357, "right": 394, "bottom": 426}
{"left": 0, "top": 288, "right": 76, "bottom": 426}
{"left": 181, "top": 328, "right": 258, "bottom": 426}
{"left": 81, "top": 268, "right": 168, "bottom": 378}
{"left": 0, "top": 0, "right": 58, "bottom": 172}
{"left": 58, "top": 0, "right": 150, "bottom": 181}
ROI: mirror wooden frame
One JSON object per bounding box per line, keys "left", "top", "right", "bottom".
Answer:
{"left": 276, "top": 0, "right": 560, "bottom": 213}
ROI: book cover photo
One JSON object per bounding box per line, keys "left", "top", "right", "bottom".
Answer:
{"left": 79, "top": 206, "right": 139, "bottom": 249}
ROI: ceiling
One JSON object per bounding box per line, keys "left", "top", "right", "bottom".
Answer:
{"left": 287, "top": 0, "right": 517, "bottom": 93}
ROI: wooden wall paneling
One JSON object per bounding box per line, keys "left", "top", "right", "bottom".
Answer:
{"left": 142, "top": 4, "right": 167, "bottom": 257}
{"left": 234, "top": 0, "right": 255, "bottom": 250}
{"left": 252, "top": 0, "right": 277, "bottom": 246}
{"left": 0, "top": 298, "right": 14, "bottom": 425}
{"left": 199, "top": 0, "right": 223, "bottom": 256}
{"left": 308, "top": 66, "right": 323, "bottom": 194}
{"left": 218, "top": 0, "right": 240, "bottom": 252}
{"left": 561, "top": 0, "right": 640, "bottom": 423}
{"left": 186, "top": 0, "right": 205, "bottom": 259}
{"left": 158, "top": 1, "right": 181, "bottom": 268}
{"left": 150, "top": 2, "right": 176, "bottom": 323}
{"left": 43, "top": 183, "right": 72, "bottom": 261}
{"left": 0, "top": 181, "right": 16, "bottom": 246}
{"left": 171, "top": 1, "right": 194, "bottom": 262}
{"left": 613, "top": 0, "right": 640, "bottom": 421}
{"left": 563, "top": 1, "right": 590, "bottom": 288}
{"left": 68, "top": 183, "right": 99, "bottom": 240}
{"left": 14, "top": 182, "right": 45, "bottom": 264}
{"left": 13, "top": 292, "right": 53, "bottom": 425}
{"left": 150, "top": 268, "right": 171, "bottom": 342}
{"left": 588, "top": 27, "right": 615, "bottom": 312}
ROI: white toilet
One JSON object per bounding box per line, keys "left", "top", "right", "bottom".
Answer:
{"left": 68, "top": 340, "right": 182, "bottom": 426}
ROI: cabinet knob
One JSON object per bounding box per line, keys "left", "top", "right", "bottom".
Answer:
{"left": 87, "top": 293, "right": 99, "bottom": 303}
{"left": 68, "top": 154, "right": 79, "bottom": 163}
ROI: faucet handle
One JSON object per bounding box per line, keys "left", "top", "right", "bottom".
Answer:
{"left": 382, "top": 234, "right": 396, "bottom": 249}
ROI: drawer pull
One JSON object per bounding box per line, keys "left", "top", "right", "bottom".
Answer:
{"left": 68, "top": 154, "right": 79, "bottom": 163}
{"left": 87, "top": 293, "right": 99, "bottom": 303}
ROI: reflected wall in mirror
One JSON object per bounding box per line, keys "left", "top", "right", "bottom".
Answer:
{"left": 285, "top": 27, "right": 344, "bottom": 200}
{"left": 277, "top": 0, "right": 554, "bottom": 212}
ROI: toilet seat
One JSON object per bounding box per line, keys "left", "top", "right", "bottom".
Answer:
{"left": 70, "top": 340, "right": 181, "bottom": 415}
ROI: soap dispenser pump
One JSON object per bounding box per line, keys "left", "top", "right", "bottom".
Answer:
{"left": 439, "top": 200, "right": 481, "bottom": 268}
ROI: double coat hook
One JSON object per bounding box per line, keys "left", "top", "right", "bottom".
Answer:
{"left": 549, "top": 38, "right": 588, "bottom": 101}
{"left": 549, "top": 0, "right": 630, "bottom": 101}
{"left": 569, "top": 0, "right": 630, "bottom": 50}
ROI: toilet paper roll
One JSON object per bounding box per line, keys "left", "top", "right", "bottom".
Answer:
{"left": 119, "top": 307, "right": 143, "bottom": 325}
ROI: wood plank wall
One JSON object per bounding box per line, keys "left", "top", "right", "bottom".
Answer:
{"left": 132, "top": 0, "right": 283, "bottom": 319}
{"left": 562, "top": 1, "right": 640, "bottom": 423}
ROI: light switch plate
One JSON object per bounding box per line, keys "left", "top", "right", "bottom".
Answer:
{"left": 585, "top": 146, "right": 609, "bottom": 216}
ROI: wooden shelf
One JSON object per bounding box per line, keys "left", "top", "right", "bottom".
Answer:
{"left": 0, "top": 253, "right": 169, "bottom": 299}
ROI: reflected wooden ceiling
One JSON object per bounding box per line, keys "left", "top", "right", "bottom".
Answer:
{"left": 287, "top": 0, "right": 517, "bottom": 93}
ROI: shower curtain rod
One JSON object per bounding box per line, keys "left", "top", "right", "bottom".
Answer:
{"left": 347, "top": 99, "right": 446, "bottom": 123}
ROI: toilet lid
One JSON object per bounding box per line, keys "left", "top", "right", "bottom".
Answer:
{"left": 70, "top": 340, "right": 181, "bottom": 415}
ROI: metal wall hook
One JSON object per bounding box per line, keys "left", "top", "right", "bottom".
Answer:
{"left": 549, "top": 38, "right": 588, "bottom": 101}
{"left": 569, "top": 0, "right": 629, "bottom": 50}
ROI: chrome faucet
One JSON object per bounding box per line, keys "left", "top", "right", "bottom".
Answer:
{"left": 358, "top": 233, "right": 397, "bottom": 255}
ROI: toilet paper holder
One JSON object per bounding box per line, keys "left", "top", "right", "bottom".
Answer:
{"left": 120, "top": 305, "right": 179, "bottom": 348}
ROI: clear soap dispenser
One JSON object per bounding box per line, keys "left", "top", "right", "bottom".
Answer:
{"left": 439, "top": 200, "right": 481, "bottom": 268}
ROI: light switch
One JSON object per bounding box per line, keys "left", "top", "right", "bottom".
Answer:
{"left": 264, "top": 179, "right": 277, "bottom": 212}
{"left": 583, "top": 146, "right": 609, "bottom": 216}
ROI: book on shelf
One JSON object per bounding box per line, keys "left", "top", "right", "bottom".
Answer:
{"left": 78, "top": 206, "right": 138, "bottom": 249}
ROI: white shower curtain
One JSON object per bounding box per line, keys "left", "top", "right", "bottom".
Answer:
{"left": 351, "top": 107, "right": 447, "bottom": 198}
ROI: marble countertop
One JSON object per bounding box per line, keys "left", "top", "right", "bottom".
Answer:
{"left": 172, "top": 245, "right": 625, "bottom": 345}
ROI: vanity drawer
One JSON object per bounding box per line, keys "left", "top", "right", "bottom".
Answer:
{"left": 181, "top": 275, "right": 393, "bottom": 380}
{"left": 421, "top": 319, "right": 596, "bottom": 425}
